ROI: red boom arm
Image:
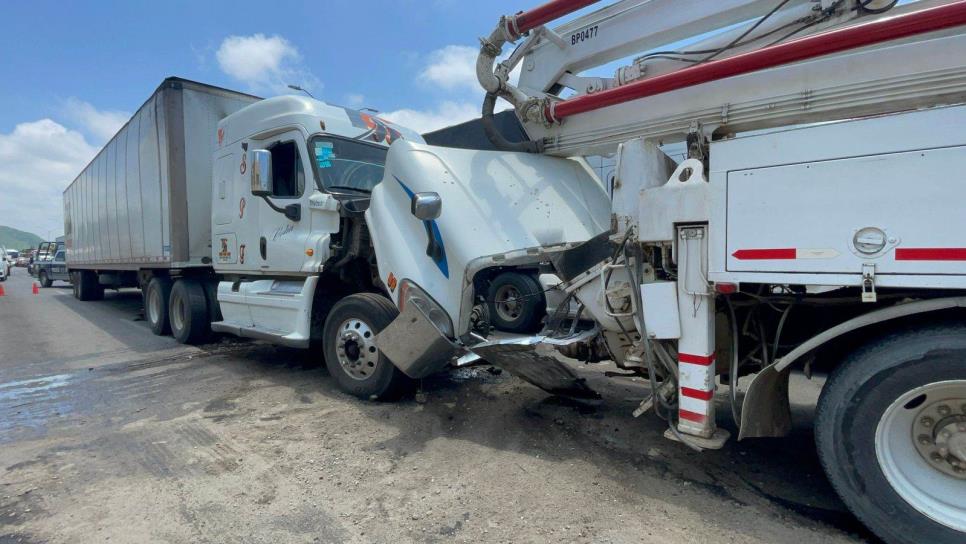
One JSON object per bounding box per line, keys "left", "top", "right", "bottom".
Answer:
{"left": 545, "top": 1, "right": 966, "bottom": 122}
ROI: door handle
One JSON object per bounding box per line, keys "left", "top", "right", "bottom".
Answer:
{"left": 260, "top": 237, "right": 267, "bottom": 260}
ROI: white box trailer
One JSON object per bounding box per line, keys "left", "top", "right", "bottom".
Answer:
{"left": 63, "top": 78, "right": 259, "bottom": 272}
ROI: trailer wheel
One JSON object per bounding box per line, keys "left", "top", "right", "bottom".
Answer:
{"left": 486, "top": 272, "right": 545, "bottom": 333}
{"left": 322, "top": 293, "right": 414, "bottom": 400}
{"left": 144, "top": 277, "right": 173, "bottom": 335}
{"left": 75, "top": 271, "right": 103, "bottom": 301}
{"left": 169, "top": 279, "right": 210, "bottom": 344}
{"left": 39, "top": 270, "right": 52, "bottom": 288}
{"left": 815, "top": 323, "right": 966, "bottom": 544}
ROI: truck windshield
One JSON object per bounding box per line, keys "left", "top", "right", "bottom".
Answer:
{"left": 309, "top": 136, "right": 388, "bottom": 194}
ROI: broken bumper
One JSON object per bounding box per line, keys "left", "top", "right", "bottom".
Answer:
{"left": 378, "top": 301, "right": 600, "bottom": 401}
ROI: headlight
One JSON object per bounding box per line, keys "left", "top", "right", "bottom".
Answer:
{"left": 398, "top": 279, "right": 455, "bottom": 339}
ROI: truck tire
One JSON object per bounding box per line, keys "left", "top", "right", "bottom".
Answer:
{"left": 202, "top": 280, "right": 222, "bottom": 324}
{"left": 486, "top": 272, "right": 546, "bottom": 333}
{"left": 144, "top": 277, "right": 173, "bottom": 335}
{"left": 322, "top": 293, "right": 414, "bottom": 400}
{"left": 39, "top": 270, "right": 52, "bottom": 288}
{"left": 75, "top": 270, "right": 104, "bottom": 301}
{"left": 815, "top": 323, "right": 966, "bottom": 544}
{"left": 169, "top": 279, "right": 210, "bottom": 344}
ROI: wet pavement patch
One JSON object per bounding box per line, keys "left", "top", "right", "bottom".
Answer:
{"left": 0, "top": 374, "right": 75, "bottom": 443}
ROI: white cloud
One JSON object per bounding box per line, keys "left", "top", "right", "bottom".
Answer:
{"left": 0, "top": 119, "right": 98, "bottom": 239}
{"left": 381, "top": 101, "right": 479, "bottom": 134}
{"left": 216, "top": 33, "right": 319, "bottom": 95}
{"left": 379, "top": 44, "right": 520, "bottom": 134}
{"left": 345, "top": 93, "right": 365, "bottom": 108}
{"left": 64, "top": 98, "right": 129, "bottom": 144}
{"left": 419, "top": 45, "right": 480, "bottom": 92}
{"left": 419, "top": 44, "right": 520, "bottom": 93}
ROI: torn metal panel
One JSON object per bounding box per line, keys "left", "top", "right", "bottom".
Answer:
{"left": 468, "top": 331, "right": 601, "bottom": 402}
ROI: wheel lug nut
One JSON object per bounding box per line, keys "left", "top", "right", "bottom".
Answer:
{"left": 938, "top": 405, "right": 952, "bottom": 416}
{"left": 921, "top": 417, "right": 934, "bottom": 428}
{"left": 918, "top": 434, "right": 933, "bottom": 446}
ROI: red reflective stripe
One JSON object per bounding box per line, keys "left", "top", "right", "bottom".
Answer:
{"left": 732, "top": 248, "right": 796, "bottom": 260}
{"left": 511, "top": 0, "right": 601, "bottom": 37}
{"left": 548, "top": 2, "right": 966, "bottom": 120}
{"left": 678, "top": 409, "right": 706, "bottom": 423}
{"left": 679, "top": 353, "right": 715, "bottom": 366}
{"left": 681, "top": 387, "right": 714, "bottom": 401}
{"left": 895, "top": 248, "right": 966, "bottom": 261}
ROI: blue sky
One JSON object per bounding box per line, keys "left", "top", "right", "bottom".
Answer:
{"left": 0, "top": 1, "right": 532, "bottom": 133}
{"left": 0, "top": 0, "right": 547, "bottom": 238}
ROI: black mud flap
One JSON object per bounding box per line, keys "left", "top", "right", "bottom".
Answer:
{"left": 469, "top": 342, "right": 601, "bottom": 403}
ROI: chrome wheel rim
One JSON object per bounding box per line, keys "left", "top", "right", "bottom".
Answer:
{"left": 148, "top": 288, "right": 162, "bottom": 325}
{"left": 171, "top": 293, "right": 185, "bottom": 332}
{"left": 875, "top": 379, "right": 966, "bottom": 532}
{"left": 493, "top": 284, "right": 523, "bottom": 322}
{"left": 335, "top": 318, "right": 378, "bottom": 381}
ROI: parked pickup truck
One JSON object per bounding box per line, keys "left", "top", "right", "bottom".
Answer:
{"left": 35, "top": 248, "right": 70, "bottom": 288}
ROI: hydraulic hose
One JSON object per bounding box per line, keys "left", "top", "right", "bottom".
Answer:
{"left": 482, "top": 93, "right": 543, "bottom": 153}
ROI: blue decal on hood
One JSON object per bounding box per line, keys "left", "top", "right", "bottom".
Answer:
{"left": 394, "top": 176, "right": 449, "bottom": 278}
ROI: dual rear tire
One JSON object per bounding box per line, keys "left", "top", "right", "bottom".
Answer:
{"left": 144, "top": 277, "right": 211, "bottom": 344}
{"left": 73, "top": 271, "right": 103, "bottom": 301}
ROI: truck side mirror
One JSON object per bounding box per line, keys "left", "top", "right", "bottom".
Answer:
{"left": 250, "top": 150, "right": 273, "bottom": 196}
{"left": 411, "top": 192, "right": 442, "bottom": 220}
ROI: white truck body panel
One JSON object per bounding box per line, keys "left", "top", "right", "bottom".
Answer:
{"left": 63, "top": 78, "right": 259, "bottom": 269}
{"left": 708, "top": 104, "right": 966, "bottom": 288}
{"left": 211, "top": 95, "right": 422, "bottom": 277}
{"left": 209, "top": 96, "right": 423, "bottom": 344}
{"left": 367, "top": 141, "right": 612, "bottom": 334}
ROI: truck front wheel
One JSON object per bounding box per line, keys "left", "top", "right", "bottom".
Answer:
{"left": 322, "top": 293, "right": 414, "bottom": 401}
{"left": 815, "top": 323, "right": 966, "bottom": 544}
{"left": 39, "top": 270, "right": 52, "bottom": 288}
{"left": 144, "top": 277, "right": 173, "bottom": 335}
{"left": 169, "top": 279, "right": 210, "bottom": 344}
{"left": 486, "top": 272, "right": 546, "bottom": 333}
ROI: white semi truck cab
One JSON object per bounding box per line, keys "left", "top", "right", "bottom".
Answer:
{"left": 64, "top": 77, "right": 610, "bottom": 399}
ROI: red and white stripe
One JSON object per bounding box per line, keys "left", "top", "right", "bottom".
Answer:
{"left": 734, "top": 247, "right": 966, "bottom": 261}
{"left": 732, "top": 248, "right": 839, "bottom": 260}
{"left": 678, "top": 353, "right": 715, "bottom": 425}
{"left": 895, "top": 248, "right": 966, "bottom": 261}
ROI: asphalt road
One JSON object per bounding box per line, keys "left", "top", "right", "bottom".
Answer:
{"left": 0, "top": 266, "right": 877, "bottom": 543}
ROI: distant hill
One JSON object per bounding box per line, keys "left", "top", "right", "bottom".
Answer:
{"left": 0, "top": 226, "right": 43, "bottom": 250}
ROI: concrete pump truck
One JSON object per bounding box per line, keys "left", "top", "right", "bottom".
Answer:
{"left": 376, "top": 1, "right": 966, "bottom": 542}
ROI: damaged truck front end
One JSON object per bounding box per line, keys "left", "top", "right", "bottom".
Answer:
{"left": 365, "top": 141, "right": 613, "bottom": 395}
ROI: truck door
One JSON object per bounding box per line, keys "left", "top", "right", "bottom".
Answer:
{"left": 251, "top": 132, "right": 313, "bottom": 273}
{"left": 52, "top": 250, "right": 68, "bottom": 280}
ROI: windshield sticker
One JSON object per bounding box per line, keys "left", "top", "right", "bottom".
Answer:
{"left": 315, "top": 142, "right": 334, "bottom": 168}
